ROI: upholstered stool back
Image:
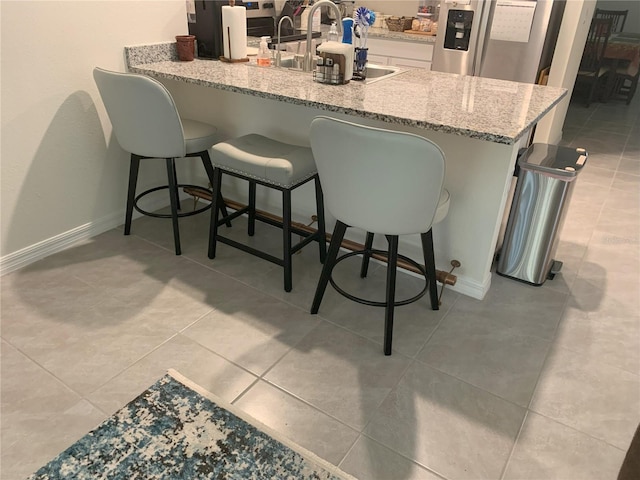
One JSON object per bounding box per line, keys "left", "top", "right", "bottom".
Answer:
{"left": 310, "top": 116, "right": 445, "bottom": 236}
{"left": 93, "top": 67, "right": 227, "bottom": 255}
{"left": 309, "top": 116, "right": 449, "bottom": 355}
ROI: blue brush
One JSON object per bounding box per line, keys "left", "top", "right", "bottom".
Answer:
{"left": 354, "top": 7, "right": 375, "bottom": 48}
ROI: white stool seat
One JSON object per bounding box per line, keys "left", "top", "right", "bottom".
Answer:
{"left": 434, "top": 188, "right": 450, "bottom": 225}
{"left": 211, "top": 134, "right": 317, "bottom": 188}
{"left": 208, "top": 134, "right": 326, "bottom": 292}
{"left": 183, "top": 119, "right": 218, "bottom": 154}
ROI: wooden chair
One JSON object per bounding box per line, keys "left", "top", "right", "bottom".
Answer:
{"left": 575, "top": 17, "right": 613, "bottom": 107}
{"left": 611, "top": 65, "right": 639, "bottom": 105}
{"left": 594, "top": 8, "right": 628, "bottom": 34}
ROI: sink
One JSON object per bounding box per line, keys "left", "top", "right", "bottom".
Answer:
{"left": 276, "top": 55, "right": 305, "bottom": 70}
{"left": 360, "top": 64, "right": 405, "bottom": 84}
{"left": 271, "top": 57, "right": 406, "bottom": 84}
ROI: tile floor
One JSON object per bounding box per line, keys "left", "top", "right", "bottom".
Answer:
{"left": 2, "top": 94, "right": 639, "bottom": 480}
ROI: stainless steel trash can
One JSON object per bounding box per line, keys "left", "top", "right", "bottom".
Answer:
{"left": 497, "top": 143, "right": 587, "bottom": 285}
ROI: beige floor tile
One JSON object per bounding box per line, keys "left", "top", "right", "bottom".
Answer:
{"left": 182, "top": 290, "right": 321, "bottom": 375}
{"left": 576, "top": 163, "right": 617, "bottom": 186}
{"left": 603, "top": 186, "right": 640, "bottom": 215}
{"left": 4, "top": 294, "right": 191, "bottom": 396}
{"left": 339, "top": 435, "right": 443, "bottom": 480}
{"left": 530, "top": 344, "right": 640, "bottom": 449}
{"left": 86, "top": 334, "right": 258, "bottom": 414}
{"left": 554, "top": 306, "right": 640, "bottom": 375}
{"left": 503, "top": 412, "right": 626, "bottom": 480}
{"left": 234, "top": 380, "right": 358, "bottom": 465}
{"left": 417, "top": 309, "right": 552, "bottom": 406}
{"left": 1, "top": 341, "right": 106, "bottom": 480}
{"left": 265, "top": 321, "right": 412, "bottom": 430}
{"left": 618, "top": 157, "right": 640, "bottom": 176}
{"left": 364, "top": 362, "right": 525, "bottom": 480}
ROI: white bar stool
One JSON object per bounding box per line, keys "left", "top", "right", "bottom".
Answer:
{"left": 309, "top": 116, "right": 450, "bottom": 355}
{"left": 93, "top": 67, "right": 230, "bottom": 255}
{"left": 208, "top": 134, "right": 327, "bottom": 292}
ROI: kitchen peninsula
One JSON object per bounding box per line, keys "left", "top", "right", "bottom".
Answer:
{"left": 124, "top": 42, "right": 566, "bottom": 299}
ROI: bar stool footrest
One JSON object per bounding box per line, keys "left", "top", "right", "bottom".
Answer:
{"left": 329, "top": 249, "right": 429, "bottom": 307}
{"left": 134, "top": 184, "right": 212, "bottom": 218}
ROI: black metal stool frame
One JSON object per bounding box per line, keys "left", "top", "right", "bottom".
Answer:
{"left": 124, "top": 150, "right": 231, "bottom": 256}
{"left": 208, "top": 167, "right": 327, "bottom": 292}
{"left": 311, "top": 221, "right": 439, "bottom": 355}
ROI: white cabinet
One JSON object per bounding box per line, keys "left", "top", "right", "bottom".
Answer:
{"left": 366, "top": 37, "right": 434, "bottom": 70}
{"left": 389, "top": 57, "right": 431, "bottom": 69}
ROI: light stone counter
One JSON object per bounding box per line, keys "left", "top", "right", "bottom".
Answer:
{"left": 123, "top": 42, "right": 567, "bottom": 299}
{"left": 125, "top": 43, "right": 566, "bottom": 145}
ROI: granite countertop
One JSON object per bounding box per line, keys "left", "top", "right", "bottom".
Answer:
{"left": 125, "top": 42, "right": 566, "bottom": 145}
{"left": 367, "top": 26, "right": 437, "bottom": 44}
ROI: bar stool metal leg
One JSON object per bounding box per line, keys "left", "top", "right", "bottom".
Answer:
{"left": 166, "top": 158, "right": 181, "bottom": 255}
{"left": 360, "top": 232, "right": 375, "bottom": 278}
{"left": 125, "top": 154, "right": 141, "bottom": 236}
{"left": 314, "top": 176, "right": 327, "bottom": 263}
{"left": 198, "top": 150, "right": 231, "bottom": 227}
{"left": 208, "top": 167, "right": 224, "bottom": 259}
{"left": 421, "top": 230, "right": 439, "bottom": 310}
{"left": 384, "top": 235, "right": 399, "bottom": 355}
{"left": 172, "top": 161, "right": 181, "bottom": 211}
{"left": 283, "top": 189, "right": 293, "bottom": 292}
{"left": 248, "top": 181, "right": 257, "bottom": 236}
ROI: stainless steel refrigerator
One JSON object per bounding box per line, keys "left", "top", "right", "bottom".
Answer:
{"left": 431, "top": 0, "right": 565, "bottom": 84}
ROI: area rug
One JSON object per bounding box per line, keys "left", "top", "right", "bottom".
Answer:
{"left": 28, "top": 369, "right": 356, "bottom": 480}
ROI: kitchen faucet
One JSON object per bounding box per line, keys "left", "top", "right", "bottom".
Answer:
{"left": 303, "top": 0, "right": 342, "bottom": 72}
{"left": 276, "top": 16, "right": 294, "bottom": 67}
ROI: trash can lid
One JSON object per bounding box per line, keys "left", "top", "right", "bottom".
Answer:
{"left": 518, "top": 144, "right": 588, "bottom": 178}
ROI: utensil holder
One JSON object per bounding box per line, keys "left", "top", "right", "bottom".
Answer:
{"left": 353, "top": 47, "right": 368, "bottom": 80}
{"left": 176, "top": 35, "right": 196, "bottom": 61}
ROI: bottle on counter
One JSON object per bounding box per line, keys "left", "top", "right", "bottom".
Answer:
{"left": 327, "top": 22, "right": 339, "bottom": 42}
{"left": 257, "top": 36, "right": 271, "bottom": 67}
{"left": 342, "top": 18, "right": 354, "bottom": 44}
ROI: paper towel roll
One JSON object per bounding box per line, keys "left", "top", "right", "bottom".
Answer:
{"left": 222, "top": 5, "right": 247, "bottom": 60}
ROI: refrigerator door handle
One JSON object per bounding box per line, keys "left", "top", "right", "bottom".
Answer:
{"left": 472, "top": 0, "right": 492, "bottom": 76}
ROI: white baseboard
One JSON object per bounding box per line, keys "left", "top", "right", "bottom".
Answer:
{"left": 0, "top": 194, "right": 181, "bottom": 276}
{"left": 0, "top": 213, "right": 122, "bottom": 276}
{"left": 447, "top": 272, "right": 491, "bottom": 300}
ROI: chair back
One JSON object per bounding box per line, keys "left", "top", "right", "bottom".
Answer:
{"left": 580, "top": 17, "right": 613, "bottom": 74}
{"left": 594, "top": 8, "right": 627, "bottom": 33}
{"left": 93, "top": 67, "right": 186, "bottom": 158}
{"left": 309, "top": 116, "right": 445, "bottom": 236}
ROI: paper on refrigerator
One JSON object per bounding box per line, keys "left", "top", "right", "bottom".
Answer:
{"left": 490, "top": 0, "right": 537, "bottom": 43}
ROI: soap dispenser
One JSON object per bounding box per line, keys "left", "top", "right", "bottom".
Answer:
{"left": 257, "top": 36, "right": 271, "bottom": 67}
{"left": 327, "top": 22, "right": 339, "bottom": 42}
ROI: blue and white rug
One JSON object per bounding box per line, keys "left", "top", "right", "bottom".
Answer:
{"left": 28, "top": 370, "right": 356, "bottom": 480}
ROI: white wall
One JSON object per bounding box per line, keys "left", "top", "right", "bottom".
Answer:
{"left": 355, "top": 1, "right": 420, "bottom": 18}
{"left": 535, "top": 0, "right": 596, "bottom": 145}
{"left": 1, "top": 1, "right": 187, "bottom": 271}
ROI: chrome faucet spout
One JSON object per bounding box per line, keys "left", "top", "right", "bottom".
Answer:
{"left": 303, "top": 0, "right": 342, "bottom": 72}
{"left": 276, "top": 16, "right": 295, "bottom": 67}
